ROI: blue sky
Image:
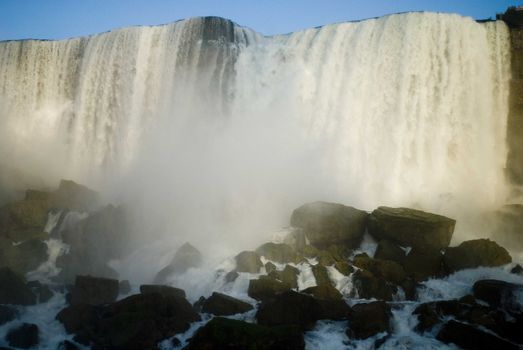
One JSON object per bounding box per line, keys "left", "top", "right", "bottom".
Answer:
{"left": 0, "top": 0, "right": 519, "bottom": 40}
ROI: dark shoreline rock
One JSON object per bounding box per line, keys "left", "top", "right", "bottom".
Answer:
{"left": 201, "top": 292, "right": 253, "bottom": 316}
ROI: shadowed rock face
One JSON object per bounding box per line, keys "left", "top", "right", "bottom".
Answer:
{"left": 154, "top": 242, "right": 202, "bottom": 283}
{"left": 201, "top": 292, "right": 253, "bottom": 316}
{"left": 291, "top": 201, "right": 368, "bottom": 249}
{"left": 70, "top": 275, "right": 119, "bottom": 305}
{"left": 444, "top": 239, "right": 512, "bottom": 273}
{"left": 368, "top": 207, "right": 455, "bottom": 250}
{"left": 347, "top": 301, "right": 391, "bottom": 340}
{"left": 0, "top": 267, "right": 36, "bottom": 305}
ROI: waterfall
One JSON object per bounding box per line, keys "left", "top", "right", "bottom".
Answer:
{"left": 0, "top": 13, "right": 511, "bottom": 248}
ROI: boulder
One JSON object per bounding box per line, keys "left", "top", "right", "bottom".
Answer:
{"left": 248, "top": 276, "right": 291, "bottom": 301}
{"left": 302, "top": 285, "right": 342, "bottom": 300}
{"left": 184, "top": 317, "right": 305, "bottom": 350}
{"left": 0, "top": 305, "right": 17, "bottom": 326}
{"left": 284, "top": 228, "right": 307, "bottom": 252}
{"left": 347, "top": 301, "right": 391, "bottom": 339}
{"left": 70, "top": 275, "right": 119, "bottom": 305}
{"left": 374, "top": 240, "right": 406, "bottom": 264}
{"left": 201, "top": 292, "right": 253, "bottom": 316}
{"left": 351, "top": 269, "right": 394, "bottom": 301}
{"left": 56, "top": 303, "right": 99, "bottom": 334}
{"left": 436, "top": 320, "right": 518, "bottom": 350}
{"left": 0, "top": 237, "right": 48, "bottom": 275}
{"left": 5, "top": 323, "right": 39, "bottom": 349}
{"left": 235, "top": 250, "right": 263, "bottom": 273}
{"left": 368, "top": 207, "right": 455, "bottom": 250}
{"left": 278, "top": 265, "right": 300, "bottom": 289}
{"left": 334, "top": 261, "right": 353, "bottom": 276}
{"left": 155, "top": 242, "right": 202, "bottom": 283}
{"left": 265, "top": 261, "right": 277, "bottom": 274}
{"left": 403, "top": 247, "right": 443, "bottom": 281}
{"left": 353, "top": 255, "right": 406, "bottom": 285}
{"left": 256, "top": 291, "right": 321, "bottom": 330}
{"left": 291, "top": 202, "right": 368, "bottom": 249}
{"left": 140, "top": 284, "right": 186, "bottom": 299}
{"left": 0, "top": 267, "right": 36, "bottom": 305}
{"left": 444, "top": 239, "right": 512, "bottom": 272}
{"left": 256, "top": 242, "right": 298, "bottom": 264}
{"left": 311, "top": 263, "right": 333, "bottom": 287}
{"left": 302, "top": 245, "right": 320, "bottom": 258}
{"left": 50, "top": 179, "right": 99, "bottom": 212}
{"left": 473, "top": 279, "right": 523, "bottom": 311}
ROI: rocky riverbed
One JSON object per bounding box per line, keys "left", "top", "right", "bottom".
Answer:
{"left": 0, "top": 181, "right": 522, "bottom": 349}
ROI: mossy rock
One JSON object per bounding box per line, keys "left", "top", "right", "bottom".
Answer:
{"left": 235, "top": 251, "right": 263, "bottom": 273}
{"left": 311, "top": 263, "right": 333, "bottom": 288}
{"left": 302, "top": 284, "right": 342, "bottom": 300}
{"left": 3, "top": 199, "right": 50, "bottom": 230}
{"left": 444, "top": 239, "right": 512, "bottom": 273}
{"left": 248, "top": 276, "right": 291, "bottom": 301}
{"left": 184, "top": 317, "right": 305, "bottom": 350}
{"left": 351, "top": 269, "right": 395, "bottom": 301}
{"left": 279, "top": 265, "right": 300, "bottom": 289}
{"left": 302, "top": 245, "right": 320, "bottom": 258}
{"left": 353, "top": 255, "right": 406, "bottom": 285}
{"left": 0, "top": 237, "right": 48, "bottom": 275}
{"left": 334, "top": 261, "right": 354, "bottom": 276}
{"left": 403, "top": 247, "right": 444, "bottom": 281}
{"left": 264, "top": 262, "right": 277, "bottom": 274}
{"left": 255, "top": 242, "right": 298, "bottom": 264}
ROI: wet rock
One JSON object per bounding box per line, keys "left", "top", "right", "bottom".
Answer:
{"left": 224, "top": 270, "right": 239, "bottom": 283}
{"left": 56, "top": 303, "right": 99, "bottom": 334}
{"left": 119, "top": 280, "right": 131, "bottom": 295}
{"left": 444, "top": 239, "right": 512, "bottom": 272}
{"left": 50, "top": 179, "right": 99, "bottom": 212}
{"left": 284, "top": 228, "right": 307, "bottom": 253}
{"left": 311, "top": 263, "right": 333, "bottom": 287}
{"left": 256, "top": 242, "right": 298, "bottom": 264}
{"left": 403, "top": 247, "right": 443, "bottom": 281}
{"left": 316, "top": 298, "right": 352, "bottom": 321}
{"left": 235, "top": 250, "right": 263, "bottom": 273}
{"left": 140, "top": 284, "right": 186, "bottom": 298}
{"left": 193, "top": 296, "right": 206, "bottom": 313}
{"left": 0, "top": 237, "right": 48, "bottom": 275}
{"left": 347, "top": 301, "right": 391, "bottom": 339}
{"left": 248, "top": 276, "right": 291, "bottom": 301}
{"left": 201, "top": 292, "right": 253, "bottom": 316}
{"left": 436, "top": 320, "right": 518, "bottom": 350}
{"left": 70, "top": 275, "right": 119, "bottom": 305}
{"left": 334, "top": 261, "right": 353, "bottom": 275}
{"left": 155, "top": 242, "right": 202, "bottom": 283}
{"left": 400, "top": 278, "right": 418, "bottom": 300}
{"left": 302, "top": 284, "right": 342, "bottom": 300}
{"left": 368, "top": 207, "right": 455, "bottom": 250}
{"left": 473, "top": 279, "right": 523, "bottom": 311}
{"left": 413, "top": 300, "right": 464, "bottom": 332}
{"left": 351, "top": 269, "right": 394, "bottom": 301}
{"left": 265, "top": 261, "right": 277, "bottom": 274}
{"left": 0, "top": 305, "right": 17, "bottom": 326}
{"left": 6, "top": 323, "right": 39, "bottom": 349}
{"left": 27, "top": 280, "right": 53, "bottom": 303}
{"left": 353, "top": 255, "right": 406, "bottom": 285}
{"left": 511, "top": 264, "right": 523, "bottom": 275}
{"left": 302, "top": 245, "right": 320, "bottom": 258}
{"left": 291, "top": 201, "right": 368, "bottom": 249}
{"left": 184, "top": 317, "right": 305, "bottom": 350}
{"left": 1, "top": 199, "right": 49, "bottom": 236}
{"left": 0, "top": 267, "right": 36, "bottom": 305}
{"left": 256, "top": 291, "right": 321, "bottom": 330}
{"left": 279, "top": 265, "right": 300, "bottom": 289}
{"left": 374, "top": 240, "right": 406, "bottom": 264}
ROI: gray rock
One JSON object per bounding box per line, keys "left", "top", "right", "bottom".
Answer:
{"left": 234, "top": 250, "right": 263, "bottom": 273}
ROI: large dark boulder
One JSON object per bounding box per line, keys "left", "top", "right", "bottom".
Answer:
{"left": 184, "top": 317, "right": 305, "bottom": 350}
{"left": 248, "top": 276, "right": 291, "bottom": 301}
{"left": 353, "top": 255, "right": 406, "bottom": 285}
{"left": 0, "top": 305, "right": 17, "bottom": 326}
{"left": 0, "top": 267, "right": 36, "bottom": 305}
{"left": 50, "top": 179, "right": 99, "bottom": 212}
{"left": 0, "top": 237, "right": 48, "bottom": 275}
{"left": 140, "top": 284, "right": 186, "bottom": 299}
{"left": 201, "top": 292, "right": 253, "bottom": 316}
{"left": 235, "top": 251, "right": 263, "bottom": 273}
{"left": 155, "top": 243, "right": 202, "bottom": 283}
{"left": 347, "top": 301, "right": 391, "bottom": 339}
{"left": 311, "top": 263, "right": 333, "bottom": 288}
{"left": 403, "top": 247, "right": 443, "bottom": 281}
{"left": 443, "top": 239, "right": 512, "bottom": 273}
{"left": 276, "top": 265, "right": 300, "bottom": 289}
{"left": 256, "top": 243, "right": 298, "bottom": 264}
{"left": 436, "top": 320, "right": 518, "bottom": 350}
{"left": 374, "top": 240, "right": 406, "bottom": 264}
{"left": 302, "top": 284, "right": 342, "bottom": 300}
{"left": 351, "top": 269, "right": 394, "bottom": 301}
{"left": 368, "top": 207, "right": 455, "bottom": 250}
{"left": 6, "top": 323, "right": 39, "bottom": 349}
{"left": 56, "top": 303, "right": 99, "bottom": 334}
{"left": 70, "top": 275, "right": 119, "bottom": 305}
{"left": 256, "top": 291, "right": 321, "bottom": 330}
{"left": 290, "top": 202, "right": 368, "bottom": 249}
{"left": 473, "top": 279, "right": 523, "bottom": 311}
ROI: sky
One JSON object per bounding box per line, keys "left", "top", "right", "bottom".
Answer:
{"left": 0, "top": 0, "right": 520, "bottom": 41}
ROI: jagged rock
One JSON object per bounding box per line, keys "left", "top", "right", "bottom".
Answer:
{"left": 291, "top": 202, "right": 368, "bottom": 249}
{"left": 347, "top": 301, "right": 391, "bottom": 339}
{"left": 184, "top": 317, "right": 305, "bottom": 350}
{"left": 119, "top": 280, "right": 131, "bottom": 295}
{"left": 0, "top": 305, "right": 17, "bottom": 325}
{"left": 302, "top": 284, "right": 342, "bottom": 300}
{"left": 201, "top": 292, "right": 253, "bottom": 316}
{"left": 248, "top": 276, "right": 291, "bottom": 301}
{"left": 265, "top": 261, "right": 277, "bottom": 274}
{"left": 155, "top": 243, "right": 202, "bottom": 282}
{"left": 6, "top": 323, "right": 39, "bottom": 349}
{"left": 50, "top": 179, "right": 99, "bottom": 212}
{"left": 436, "top": 320, "right": 518, "bottom": 350}
{"left": 0, "top": 267, "right": 36, "bottom": 305}
{"left": 368, "top": 207, "right": 455, "bottom": 250}
{"left": 311, "top": 263, "right": 333, "bottom": 287}
{"left": 374, "top": 240, "right": 406, "bottom": 264}
{"left": 235, "top": 250, "right": 263, "bottom": 273}
{"left": 351, "top": 269, "right": 394, "bottom": 301}
{"left": 403, "top": 247, "right": 443, "bottom": 281}
{"left": 70, "top": 275, "right": 119, "bottom": 305}
{"left": 334, "top": 261, "right": 353, "bottom": 275}
{"left": 511, "top": 264, "right": 523, "bottom": 275}
{"left": 140, "top": 284, "right": 186, "bottom": 299}
{"left": 224, "top": 271, "right": 239, "bottom": 283}
{"left": 256, "top": 242, "right": 298, "bottom": 264}
{"left": 444, "top": 239, "right": 512, "bottom": 272}
{"left": 256, "top": 291, "right": 321, "bottom": 330}
{"left": 473, "top": 279, "right": 523, "bottom": 310}
{"left": 0, "top": 237, "right": 48, "bottom": 275}
{"left": 279, "top": 265, "right": 300, "bottom": 289}
{"left": 27, "top": 280, "right": 53, "bottom": 303}
{"left": 353, "top": 255, "right": 406, "bottom": 285}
